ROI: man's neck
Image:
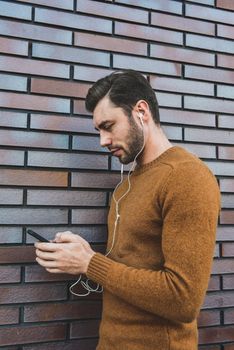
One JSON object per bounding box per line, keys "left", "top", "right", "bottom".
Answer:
{"left": 137, "top": 126, "right": 173, "bottom": 166}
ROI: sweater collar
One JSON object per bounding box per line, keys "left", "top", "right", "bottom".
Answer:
{"left": 132, "top": 146, "right": 181, "bottom": 176}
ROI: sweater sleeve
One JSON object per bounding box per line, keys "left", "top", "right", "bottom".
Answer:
{"left": 87, "top": 162, "right": 221, "bottom": 323}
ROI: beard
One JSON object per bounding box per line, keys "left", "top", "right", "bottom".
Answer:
{"left": 118, "top": 118, "right": 144, "bottom": 164}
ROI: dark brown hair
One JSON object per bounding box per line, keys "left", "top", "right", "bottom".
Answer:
{"left": 85, "top": 70, "right": 160, "bottom": 124}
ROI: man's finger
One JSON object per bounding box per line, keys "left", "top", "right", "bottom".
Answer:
{"left": 36, "top": 249, "right": 56, "bottom": 261}
{"left": 34, "top": 242, "right": 58, "bottom": 251}
{"left": 36, "top": 257, "right": 58, "bottom": 268}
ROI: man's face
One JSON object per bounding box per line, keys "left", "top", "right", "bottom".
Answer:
{"left": 93, "top": 96, "right": 144, "bottom": 164}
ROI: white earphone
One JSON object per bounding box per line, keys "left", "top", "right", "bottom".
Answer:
{"left": 138, "top": 112, "right": 144, "bottom": 127}
{"left": 70, "top": 109, "right": 146, "bottom": 297}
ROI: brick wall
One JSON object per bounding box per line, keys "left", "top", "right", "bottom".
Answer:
{"left": 0, "top": 0, "right": 233, "bottom": 349}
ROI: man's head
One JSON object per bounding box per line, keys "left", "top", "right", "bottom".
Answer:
{"left": 85, "top": 70, "right": 160, "bottom": 164}
{"left": 85, "top": 70, "right": 160, "bottom": 124}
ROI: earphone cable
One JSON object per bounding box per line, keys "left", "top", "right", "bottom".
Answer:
{"left": 70, "top": 118, "right": 145, "bottom": 297}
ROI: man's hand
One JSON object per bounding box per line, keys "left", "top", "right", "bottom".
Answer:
{"left": 35, "top": 231, "right": 95, "bottom": 275}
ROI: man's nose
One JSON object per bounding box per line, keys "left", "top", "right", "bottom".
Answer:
{"left": 100, "top": 131, "right": 112, "bottom": 148}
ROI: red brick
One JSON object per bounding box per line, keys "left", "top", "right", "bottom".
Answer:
{"left": 74, "top": 32, "right": 147, "bottom": 56}
{"left": 31, "top": 78, "right": 90, "bottom": 98}
{"left": 203, "top": 291, "right": 234, "bottom": 309}
{"left": 217, "top": 85, "right": 234, "bottom": 99}
{"left": 184, "top": 96, "right": 234, "bottom": 114}
{"left": 186, "top": 4, "right": 233, "bottom": 25}
{"left": 0, "top": 73, "right": 27, "bottom": 92}
{"left": 157, "top": 93, "right": 182, "bottom": 108}
{"left": 0, "top": 169, "right": 67, "bottom": 187}
{"left": 217, "top": 0, "right": 234, "bottom": 11}
{"left": 24, "top": 301, "right": 101, "bottom": 322}
{"left": 0, "top": 266, "right": 21, "bottom": 283}
{"left": 74, "top": 66, "right": 113, "bottom": 82}
{"left": 0, "top": 1, "right": 32, "bottom": 20}
{"left": 71, "top": 171, "right": 121, "bottom": 189}
{"left": 73, "top": 100, "right": 92, "bottom": 115}
{"left": 207, "top": 276, "right": 220, "bottom": 291}
{"left": 72, "top": 208, "right": 108, "bottom": 224}
{"left": 70, "top": 319, "right": 100, "bottom": 339}
{"left": 223, "top": 275, "right": 234, "bottom": 290}
{"left": 212, "top": 259, "right": 234, "bottom": 274}
{"left": 115, "top": 22, "right": 183, "bottom": 45}
{"left": 218, "top": 24, "right": 234, "bottom": 39}
{"left": 222, "top": 243, "right": 234, "bottom": 257}
{"left": 214, "top": 244, "right": 220, "bottom": 258}
{"left": 0, "top": 111, "right": 27, "bottom": 128}
{"left": 0, "top": 149, "right": 20, "bottom": 168}
{"left": 116, "top": 0, "right": 182, "bottom": 14}
{"left": 199, "top": 325, "right": 234, "bottom": 344}
{"left": 186, "top": 34, "right": 234, "bottom": 54}
{"left": 0, "top": 19, "right": 71, "bottom": 44}
{"left": 30, "top": 114, "right": 97, "bottom": 134}
{"left": 198, "top": 310, "right": 221, "bottom": 327}
{"left": 113, "top": 54, "right": 181, "bottom": 76}
{"left": 0, "top": 284, "right": 66, "bottom": 305}
{"left": 206, "top": 161, "right": 234, "bottom": 176}
{"left": 160, "top": 126, "right": 181, "bottom": 141}
{"left": 0, "top": 189, "right": 23, "bottom": 205}
{"left": 35, "top": 7, "right": 112, "bottom": 34}
{"left": 0, "top": 129, "right": 68, "bottom": 149}
{"left": 224, "top": 344, "right": 234, "bottom": 350}
{"left": 0, "top": 323, "right": 66, "bottom": 346}
{"left": 160, "top": 109, "right": 216, "bottom": 127}
{"left": 150, "top": 76, "right": 214, "bottom": 96}
{"left": 25, "top": 264, "right": 75, "bottom": 282}
{"left": 32, "top": 42, "right": 110, "bottom": 67}
{"left": 0, "top": 55, "right": 69, "bottom": 78}
{"left": 0, "top": 306, "right": 19, "bottom": 325}
{"left": 177, "top": 143, "right": 216, "bottom": 159}
{"left": 185, "top": 65, "right": 234, "bottom": 84}
{"left": 220, "top": 211, "right": 234, "bottom": 224}
{"left": 219, "top": 147, "right": 234, "bottom": 160}
{"left": 0, "top": 227, "right": 22, "bottom": 244}
{"left": 218, "top": 54, "right": 234, "bottom": 69}
{"left": 151, "top": 44, "right": 214, "bottom": 66}
{"left": 17, "top": 0, "right": 74, "bottom": 10}
{"left": 151, "top": 12, "right": 215, "bottom": 35}
{"left": 219, "top": 115, "right": 234, "bottom": 129}
{"left": 23, "top": 339, "right": 99, "bottom": 350}
{"left": 73, "top": 135, "right": 104, "bottom": 152}
{"left": 220, "top": 179, "right": 234, "bottom": 192}
{"left": 0, "top": 208, "right": 68, "bottom": 225}
{"left": 28, "top": 151, "right": 108, "bottom": 170}
{"left": 222, "top": 194, "right": 234, "bottom": 208}
{"left": 76, "top": 0, "right": 148, "bottom": 24}
{"left": 26, "top": 226, "right": 106, "bottom": 244}
{"left": 187, "top": 0, "right": 214, "bottom": 4}
{"left": 0, "top": 92, "right": 70, "bottom": 113}
{"left": 217, "top": 226, "right": 234, "bottom": 242}
{"left": 27, "top": 190, "right": 106, "bottom": 206}
{"left": 0, "top": 36, "right": 28, "bottom": 56}
{"left": 185, "top": 127, "right": 234, "bottom": 144}
{"left": 199, "top": 345, "right": 220, "bottom": 350}
{"left": 0, "top": 246, "right": 36, "bottom": 264}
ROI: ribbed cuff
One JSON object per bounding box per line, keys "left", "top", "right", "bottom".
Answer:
{"left": 86, "top": 253, "right": 113, "bottom": 287}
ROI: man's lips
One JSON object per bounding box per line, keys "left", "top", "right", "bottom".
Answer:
{"left": 109, "top": 148, "right": 122, "bottom": 156}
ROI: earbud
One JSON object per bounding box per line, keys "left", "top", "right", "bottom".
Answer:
{"left": 138, "top": 112, "right": 144, "bottom": 127}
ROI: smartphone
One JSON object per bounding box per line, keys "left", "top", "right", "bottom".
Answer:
{"left": 27, "top": 229, "right": 50, "bottom": 242}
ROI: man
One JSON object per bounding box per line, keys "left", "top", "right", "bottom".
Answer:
{"left": 35, "top": 70, "right": 220, "bottom": 350}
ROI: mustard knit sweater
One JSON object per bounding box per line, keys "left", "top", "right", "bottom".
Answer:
{"left": 87, "top": 146, "right": 220, "bottom": 350}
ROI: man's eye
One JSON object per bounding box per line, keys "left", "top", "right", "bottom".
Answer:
{"left": 104, "top": 124, "right": 113, "bottom": 131}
